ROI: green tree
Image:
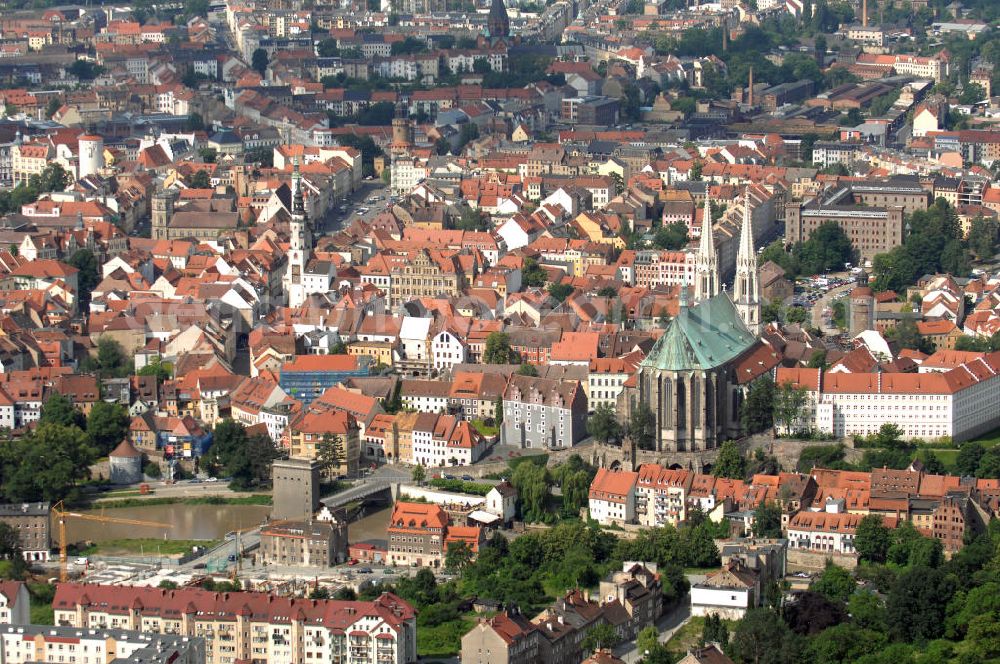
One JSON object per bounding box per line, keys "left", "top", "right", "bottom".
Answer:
{"left": 445, "top": 541, "right": 474, "bottom": 572}
{"left": 516, "top": 363, "right": 538, "bottom": 377}
{"left": 521, "top": 258, "right": 547, "bottom": 288}
{"left": 189, "top": 170, "right": 211, "bottom": 189}
{"left": 813, "top": 562, "right": 854, "bottom": 603}
{"left": 68, "top": 60, "right": 104, "bottom": 80}
{"left": 87, "top": 337, "right": 128, "bottom": 377}
{"left": 411, "top": 465, "right": 426, "bottom": 484}
{"left": 702, "top": 612, "right": 729, "bottom": 647}
{"left": 582, "top": 623, "right": 620, "bottom": 654}
{"left": 959, "top": 82, "right": 986, "bottom": 104}
{"left": 848, "top": 590, "right": 887, "bottom": 632}
{"left": 0, "top": 424, "right": 96, "bottom": 502}
{"left": 741, "top": 376, "right": 775, "bottom": 434}
{"left": 137, "top": 357, "right": 172, "bottom": 383}
{"left": 483, "top": 332, "right": 518, "bottom": 364}
{"left": 653, "top": 222, "right": 689, "bottom": 250}
{"left": 45, "top": 96, "right": 61, "bottom": 119}
{"left": 713, "top": 441, "right": 746, "bottom": 479}
{"left": 561, "top": 469, "right": 592, "bottom": 516}
{"left": 456, "top": 205, "right": 488, "bottom": 231}
{"left": 226, "top": 433, "right": 279, "bottom": 490}
{"left": 316, "top": 38, "right": 340, "bottom": 57}
{"left": 629, "top": 402, "right": 656, "bottom": 451}
{"left": 586, "top": 403, "right": 621, "bottom": 444}
{"left": 87, "top": 401, "right": 129, "bottom": 455}
{"left": 511, "top": 460, "right": 548, "bottom": 522}
{"left": 636, "top": 625, "right": 660, "bottom": 657}
{"left": 68, "top": 249, "right": 99, "bottom": 310}
{"left": 728, "top": 608, "right": 801, "bottom": 664}
{"left": 0, "top": 523, "right": 26, "bottom": 579}
{"left": 854, "top": 514, "right": 892, "bottom": 564}
{"left": 251, "top": 48, "right": 269, "bottom": 77}
{"left": 773, "top": 381, "right": 807, "bottom": 435}
{"left": 795, "top": 221, "right": 857, "bottom": 275}
{"left": 887, "top": 566, "right": 956, "bottom": 642}
{"left": 752, "top": 502, "right": 782, "bottom": 538}
{"left": 40, "top": 393, "right": 86, "bottom": 430}
{"left": 547, "top": 282, "right": 574, "bottom": 302}
{"left": 317, "top": 433, "right": 345, "bottom": 475}
{"left": 893, "top": 317, "right": 934, "bottom": 354}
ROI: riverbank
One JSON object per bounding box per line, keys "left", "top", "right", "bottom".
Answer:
{"left": 85, "top": 494, "right": 271, "bottom": 509}
{"left": 78, "top": 538, "right": 219, "bottom": 557}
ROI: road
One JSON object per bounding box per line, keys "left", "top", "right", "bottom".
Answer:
{"left": 316, "top": 180, "right": 390, "bottom": 236}
{"left": 613, "top": 595, "right": 693, "bottom": 664}
{"left": 811, "top": 282, "right": 853, "bottom": 336}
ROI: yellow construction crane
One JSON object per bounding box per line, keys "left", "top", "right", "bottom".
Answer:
{"left": 52, "top": 500, "right": 174, "bottom": 582}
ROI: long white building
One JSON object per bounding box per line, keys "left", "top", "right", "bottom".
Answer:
{"left": 775, "top": 351, "right": 1000, "bottom": 442}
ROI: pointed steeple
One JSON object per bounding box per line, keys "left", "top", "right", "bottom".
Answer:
{"left": 733, "top": 188, "right": 761, "bottom": 335}
{"left": 291, "top": 159, "right": 304, "bottom": 217}
{"left": 694, "top": 190, "right": 719, "bottom": 303}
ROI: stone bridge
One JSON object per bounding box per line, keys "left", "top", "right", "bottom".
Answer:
{"left": 321, "top": 479, "right": 399, "bottom": 508}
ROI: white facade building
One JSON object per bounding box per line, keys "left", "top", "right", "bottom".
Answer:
{"left": 431, "top": 330, "right": 467, "bottom": 372}
{"left": 588, "top": 468, "right": 638, "bottom": 526}
{"left": 776, "top": 354, "right": 1000, "bottom": 442}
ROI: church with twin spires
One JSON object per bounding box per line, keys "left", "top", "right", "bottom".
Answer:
{"left": 624, "top": 191, "right": 773, "bottom": 454}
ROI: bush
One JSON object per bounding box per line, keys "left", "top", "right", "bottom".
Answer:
{"left": 427, "top": 478, "right": 493, "bottom": 496}
{"left": 143, "top": 462, "right": 162, "bottom": 479}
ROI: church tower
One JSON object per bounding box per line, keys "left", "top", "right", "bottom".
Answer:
{"left": 694, "top": 192, "right": 719, "bottom": 302}
{"left": 486, "top": 0, "right": 510, "bottom": 40}
{"left": 283, "top": 160, "right": 312, "bottom": 308}
{"left": 733, "top": 190, "right": 762, "bottom": 335}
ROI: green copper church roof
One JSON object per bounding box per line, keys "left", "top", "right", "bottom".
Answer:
{"left": 641, "top": 293, "right": 757, "bottom": 372}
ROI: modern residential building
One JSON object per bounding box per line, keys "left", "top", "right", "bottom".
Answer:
{"left": 0, "top": 624, "right": 205, "bottom": 664}
{"left": 636, "top": 465, "right": 692, "bottom": 527}
{"left": 52, "top": 584, "right": 418, "bottom": 664}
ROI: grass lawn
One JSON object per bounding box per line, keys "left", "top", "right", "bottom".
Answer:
{"left": 28, "top": 584, "right": 55, "bottom": 625}
{"left": 930, "top": 449, "right": 959, "bottom": 472}
{"left": 664, "top": 616, "right": 706, "bottom": 660}
{"left": 970, "top": 427, "right": 1000, "bottom": 448}
{"left": 90, "top": 494, "right": 271, "bottom": 508}
{"left": 417, "top": 617, "right": 475, "bottom": 659}
{"left": 663, "top": 616, "right": 738, "bottom": 661}
{"left": 30, "top": 605, "right": 53, "bottom": 625}
{"left": 79, "top": 538, "right": 218, "bottom": 557}
{"left": 471, "top": 419, "right": 499, "bottom": 437}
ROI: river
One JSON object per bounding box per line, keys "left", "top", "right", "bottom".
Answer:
{"left": 63, "top": 503, "right": 394, "bottom": 547}
{"left": 63, "top": 504, "right": 272, "bottom": 543}
{"left": 347, "top": 506, "right": 391, "bottom": 548}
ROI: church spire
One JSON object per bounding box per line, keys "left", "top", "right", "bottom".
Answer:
{"left": 284, "top": 157, "right": 312, "bottom": 308}
{"left": 694, "top": 190, "right": 719, "bottom": 302}
{"left": 292, "top": 159, "right": 304, "bottom": 216}
{"left": 734, "top": 188, "right": 761, "bottom": 335}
